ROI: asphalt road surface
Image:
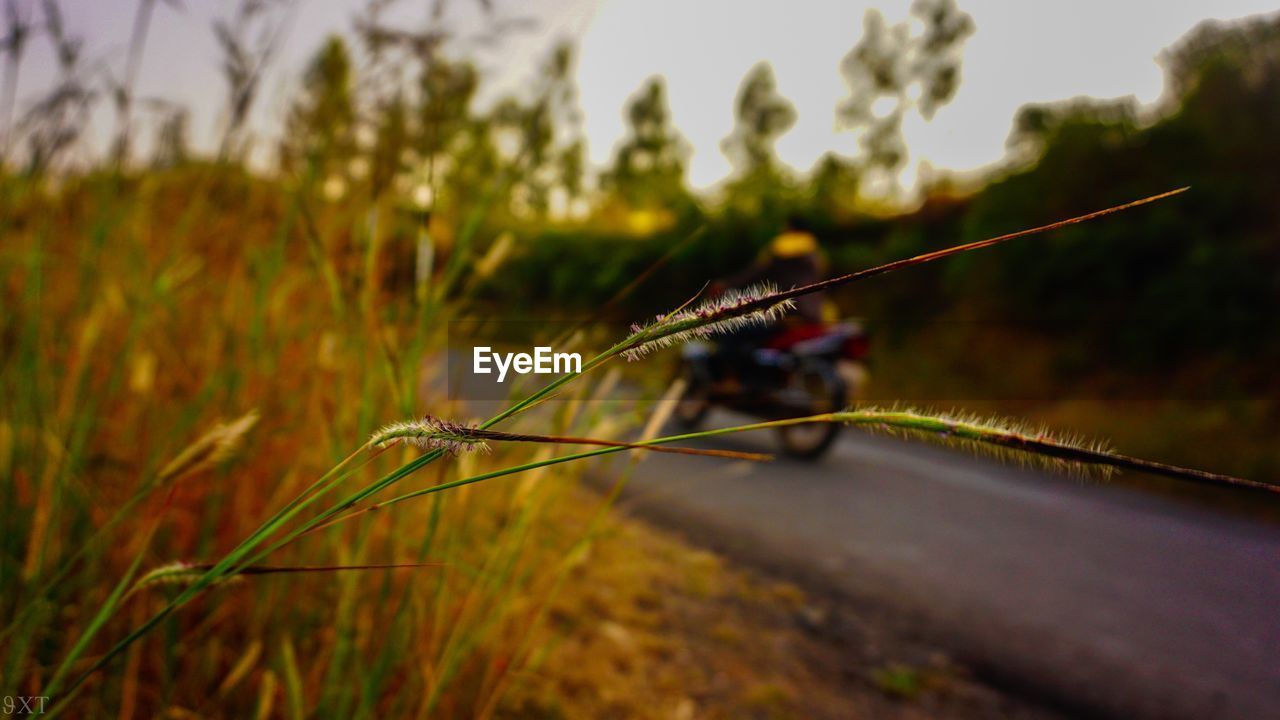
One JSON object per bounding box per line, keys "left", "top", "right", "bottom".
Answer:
{"left": 598, "top": 410, "right": 1280, "bottom": 720}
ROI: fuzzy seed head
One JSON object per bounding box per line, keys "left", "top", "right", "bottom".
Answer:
{"left": 621, "top": 283, "right": 795, "bottom": 361}
{"left": 156, "top": 409, "right": 259, "bottom": 485}
{"left": 128, "top": 561, "right": 240, "bottom": 597}
{"left": 369, "top": 415, "right": 489, "bottom": 455}
{"left": 836, "top": 406, "right": 1115, "bottom": 479}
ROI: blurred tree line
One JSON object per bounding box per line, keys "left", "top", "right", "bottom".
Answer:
{"left": 2, "top": 1, "right": 1276, "bottom": 385}
{"left": 484, "top": 11, "right": 1280, "bottom": 389}
{"left": 884, "top": 14, "right": 1280, "bottom": 378}
{"left": 481, "top": 0, "right": 975, "bottom": 316}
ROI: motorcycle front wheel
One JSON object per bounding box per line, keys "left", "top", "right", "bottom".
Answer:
{"left": 672, "top": 363, "right": 712, "bottom": 430}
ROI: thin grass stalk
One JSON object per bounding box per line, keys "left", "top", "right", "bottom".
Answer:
{"left": 368, "top": 418, "right": 770, "bottom": 462}
{"left": 49, "top": 445, "right": 375, "bottom": 710}
{"left": 422, "top": 473, "right": 544, "bottom": 715}
{"left": 316, "top": 407, "right": 1267, "bottom": 540}
{"left": 828, "top": 409, "right": 1274, "bottom": 492}
{"left": 111, "top": 0, "right": 156, "bottom": 165}
{"left": 44, "top": 480, "right": 182, "bottom": 698}
{"left": 0, "top": 0, "right": 34, "bottom": 157}
{"left": 294, "top": 181, "right": 348, "bottom": 322}
{"left": 474, "top": 389, "right": 677, "bottom": 718}
{"left": 721, "top": 188, "right": 1190, "bottom": 325}
{"left": 618, "top": 188, "right": 1190, "bottom": 360}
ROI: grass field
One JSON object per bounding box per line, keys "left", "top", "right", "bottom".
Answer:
{"left": 0, "top": 167, "right": 687, "bottom": 717}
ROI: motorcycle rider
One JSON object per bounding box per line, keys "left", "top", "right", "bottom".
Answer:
{"left": 713, "top": 213, "right": 828, "bottom": 390}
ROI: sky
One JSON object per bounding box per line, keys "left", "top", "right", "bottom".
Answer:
{"left": 15, "top": 0, "right": 1280, "bottom": 189}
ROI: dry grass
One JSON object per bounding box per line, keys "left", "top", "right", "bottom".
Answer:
{"left": 0, "top": 168, "right": 703, "bottom": 717}
{"left": 510, "top": 485, "right": 1063, "bottom": 720}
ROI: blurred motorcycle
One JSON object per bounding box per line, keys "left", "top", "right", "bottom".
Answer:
{"left": 672, "top": 320, "right": 870, "bottom": 459}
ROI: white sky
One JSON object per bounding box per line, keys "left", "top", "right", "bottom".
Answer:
{"left": 17, "top": 0, "right": 1280, "bottom": 189}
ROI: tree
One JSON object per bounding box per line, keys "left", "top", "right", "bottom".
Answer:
{"left": 1005, "top": 96, "right": 1138, "bottom": 161}
{"left": 603, "top": 76, "right": 689, "bottom": 212}
{"left": 279, "top": 35, "right": 356, "bottom": 179}
{"left": 491, "top": 40, "right": 585, "bottom": 219}
{"left": 1161, "top": 14, "right": 1280, "bottom": 105}
{"left": 808, "top": 151, "right": 860, "bottom": 220}
{"left": 720, "top": 62, "right": 797, "bottom": 219}
{"left": 722, "top": 62, "right": 795, "bottom": 182}
{"left": 408, "top": 54, "right": 483, "bottom": 216}
{"left": 837, "top": 0, "right": 973, "bottom": 186}
{"left": 415, "top": 55, "right": 478, "bottom": 165}
{"left": 370, "top": 90, "right": 409, "bottom": 200}
{"left": 956, "top": 13, "right": 1280, "bottom": 368}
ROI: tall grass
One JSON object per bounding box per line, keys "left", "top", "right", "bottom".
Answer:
{"left": 0, "top": 165, "right": 674, "bottom": 717}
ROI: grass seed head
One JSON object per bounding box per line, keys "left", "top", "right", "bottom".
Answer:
{"left": 835, "top": 407, "right": 1116, "bottom": 479}
{"left": 156, "top": 409, "right": 260, "bottom": 485}
{"left": 621, "top": 283, "right": 795, "bottom": 361}
{"left": 369, "top": 415, "right": 489, "bottom": 455}
{"left": 128, "top": 562, "right": 241, "bottom": 598}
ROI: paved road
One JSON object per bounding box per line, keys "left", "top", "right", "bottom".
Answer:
{"left": 598, "top": 411, "right": 1280, "bottom": 720}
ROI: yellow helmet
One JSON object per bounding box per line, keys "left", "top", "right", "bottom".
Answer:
{"left": 769, "top": 231, "right": 818, "bottom": 258}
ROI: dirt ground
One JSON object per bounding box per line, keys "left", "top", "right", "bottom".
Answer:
{"left": 500, "top": 484, "right": 1064, "bottom": 720}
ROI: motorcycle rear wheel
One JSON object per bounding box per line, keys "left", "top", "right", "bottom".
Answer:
{"left": 775, "top": 366, "right": 846, "bottom": 460}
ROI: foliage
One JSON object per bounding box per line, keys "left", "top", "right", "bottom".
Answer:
{"left": 838, "top": 0, "right": 974, "bottom": 185}
{"left": 490, "top": 41, "right": 585, "bottom": 220}
{"left": 279, "top": 36, "right": 357, "bottom": 179}
{"left": 0, "top": 165, "right": 647, "bottom": 717}
{"left": 955, "top": 14, "right": 1280, "bottom": 370}
{"left": 600, "top": 76, "right": 692, "bottom": 223}
{"left": 720, "top": 62, "right": 797, "bottom": 220}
